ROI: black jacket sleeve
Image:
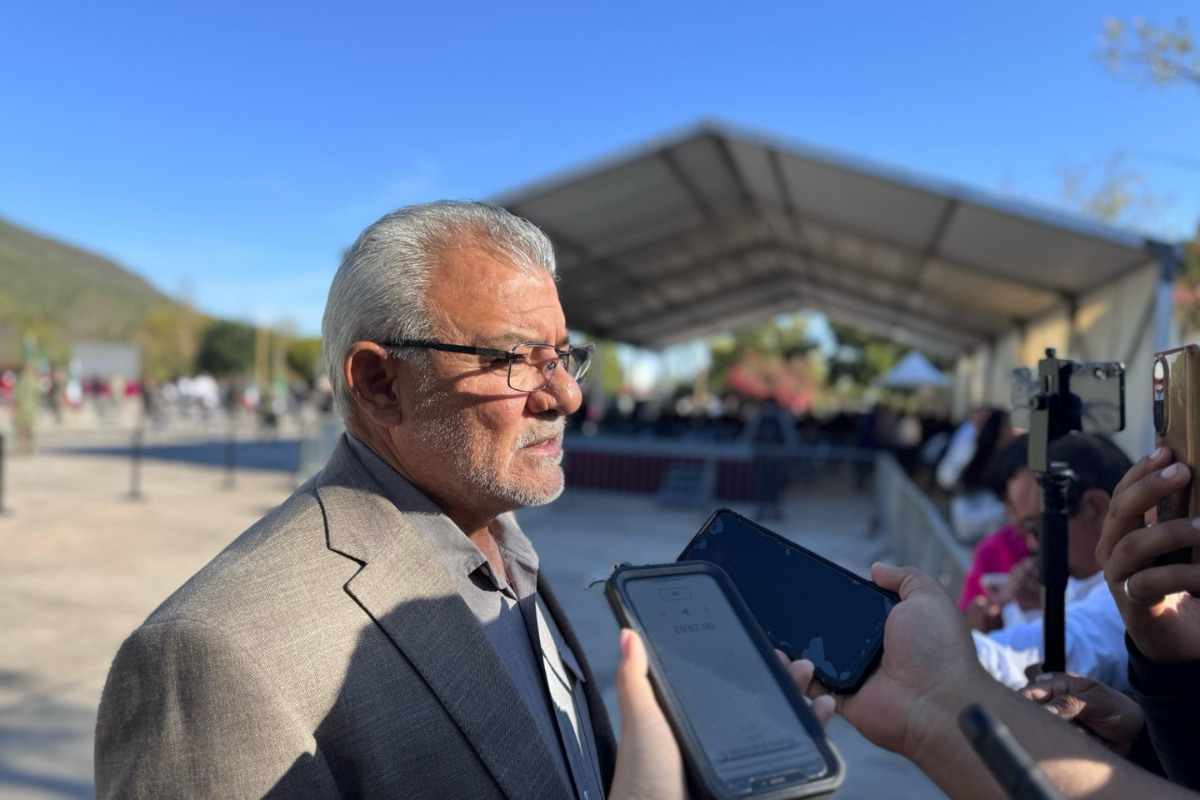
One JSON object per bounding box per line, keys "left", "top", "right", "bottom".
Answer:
{"left": 1126, "top": 725, "right": 1166, "bottom": 778}
{"left": 1127, "top": 635, "right": 1200, "bottom": 791}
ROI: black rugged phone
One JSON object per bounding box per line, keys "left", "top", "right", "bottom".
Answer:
{"left": 677, "top": 509, "right": 898, "bottom": 694}
{"left": 605, "top": 562, "right": 844, "bottom": 800}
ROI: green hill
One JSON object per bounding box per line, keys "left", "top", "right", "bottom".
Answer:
{"left": 0, "top": 217, "right": 176, "bottom": 364}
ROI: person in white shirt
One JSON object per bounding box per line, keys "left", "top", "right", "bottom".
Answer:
{"left": 936, "top": 408, "right": 986, "bottom": 490}
{"left": 937, "top": 407, "right": 1012, "bottom": 542}
{"left": 975, "top": 569, "right": 1130, "bottom": 691}
{"left": 970, "top": 432, "right": 1134, "bottom": 690}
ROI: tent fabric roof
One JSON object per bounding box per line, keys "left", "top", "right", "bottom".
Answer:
{"left": 494, "top": 121, "right": 1171, "bottom": 357}
{"left": 880, "top": 351, "right": 949, "bottom": 389}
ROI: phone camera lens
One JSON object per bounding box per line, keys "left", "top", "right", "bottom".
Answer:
{"left": 1153, "top": 358, "right": 1167, "bottom": 435}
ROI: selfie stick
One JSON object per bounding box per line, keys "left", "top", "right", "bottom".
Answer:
{"left": 959, "top": 703, "right": 1067, "bottom": 800}
{"left": 1025, "top": 349, "right": 1077, "bottom": 674}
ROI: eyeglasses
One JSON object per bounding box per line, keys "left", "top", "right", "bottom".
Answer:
{"left": 379, "top": 340, "right": 594, "bottom": 393}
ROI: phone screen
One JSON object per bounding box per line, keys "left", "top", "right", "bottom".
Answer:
{"left": 624, "top": 572, "right": 828, "bottom": 795}
{"left": 679, "top": 512, "right": 894, "bottom": 688}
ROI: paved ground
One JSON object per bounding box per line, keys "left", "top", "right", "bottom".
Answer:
{"left": 0, "top": 428, "right": 946, "bottom": 799}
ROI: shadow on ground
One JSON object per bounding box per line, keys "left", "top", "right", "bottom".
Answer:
{"left": 0, "top": 678, "right": 96, "bottom": 799}
{"left": 53, "top": 439, "right": 301, "bottom": 473}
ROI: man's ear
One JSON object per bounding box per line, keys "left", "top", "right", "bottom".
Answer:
{"left": 344, "top": 342, "right": 408, "bottom": 428}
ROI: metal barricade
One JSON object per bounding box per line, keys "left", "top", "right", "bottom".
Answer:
{"left": 875, "top": 451, "right": 971, "bottom": 595}
{"left": 562, "top": 435, "right": 877, "bottom": 503}
{"left": 295, "top": 414, "right": 345, "bottom": 483}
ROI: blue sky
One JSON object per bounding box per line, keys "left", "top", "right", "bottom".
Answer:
{"left": 2, "top": 1, "right": 1198, "bottom": 337}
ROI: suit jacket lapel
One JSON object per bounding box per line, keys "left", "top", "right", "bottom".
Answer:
{"left": 316, "top": 437, "right": 571, "bottom": 800}
{"left": 538, "top": 576, "right": 618, "bottom": 794}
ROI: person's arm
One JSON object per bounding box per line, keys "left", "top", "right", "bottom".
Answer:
{"left": 796, "top": 564, "right": 1197, "bottom": 800}
{"left": 1093, "top": 448, "right": 1200, "bottom": 789}
{"left": 1127, "top": 636, "right": 1200, "bottom": 791}
{"left": 95, "top": 620, "right": 338, "bottom": 799}
{"left": 909, "top": 670, "right": 1193, "bottom": 800}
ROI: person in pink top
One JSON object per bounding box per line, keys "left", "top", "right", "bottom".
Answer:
{"left": 958, "top": 524, "right": 1029, "bottom": 610}
{"left": 957, "top": 436, "right": 1032, "bottom": 611}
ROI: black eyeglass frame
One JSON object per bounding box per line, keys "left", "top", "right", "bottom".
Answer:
{"left": 377, "top": 339, "right": 594, "bottom": 392}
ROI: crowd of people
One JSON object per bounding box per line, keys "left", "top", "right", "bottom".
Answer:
{"left": 1, "top": 363, "right": 337, "bottom": 453}
{"left": 566, "top": 393, "right": 953, "bottom": 454}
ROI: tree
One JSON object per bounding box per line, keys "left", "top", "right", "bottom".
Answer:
{"left": 195, "top": 320, "right": 255, "bottom": 377}
{"left": 1058, "top": 153, "right": 1161, "bottom": 226}
{"left": 1101, "top": 17, "right": 1199, "bottom": 88}
{"left": 825, "top": 322, "right": 909, "bottom": 388}
{"left": 286, "top": 337, "right": 323, "bottom": 387}
{"left": 707, "top": 314, "right": 819, "bottom": 411}
{"left": 1097, "top": 16, "right": 1199, "bottom": 338}
{"left": 588, "top": 338, "right": 625, "bottom": 399}
{"left": 1052, "top": 152, "right": 1167, "bottom": 236}
{"left": 1172, "top": 228, "right": 1200, "bottom": 339}
{"left": 138, "top": 305, "right": 198, "bottom": 382}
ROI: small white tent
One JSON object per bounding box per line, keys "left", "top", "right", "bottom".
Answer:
{"left": 880, "top": 351, "right": 949, "bottom": 389}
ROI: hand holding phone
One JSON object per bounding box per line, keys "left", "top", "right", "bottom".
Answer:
{"left": 609, "top": 629, "right": 687, "bottom": 800}
{"left": 606, "top": 563, "right": 844, "bottom": 800}
{"left": 980, "top": 572, "right": 1012, "bottom": 603}
{"left": 1096, "top": 447, "right": 1200, "bottom": 664}
{"left": 677, "top": 510, "right": 897, "bottom": 693}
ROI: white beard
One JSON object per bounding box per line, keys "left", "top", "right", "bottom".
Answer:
{"left": 409, "top": 381, "right": 566, "bottom": 511}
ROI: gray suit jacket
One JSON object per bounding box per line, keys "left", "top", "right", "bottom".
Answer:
{"left": 95, "top": 436, "right": 616, "bottom": 799}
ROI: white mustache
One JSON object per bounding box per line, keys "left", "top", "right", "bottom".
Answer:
{"left": 515, "top": 420, "right": 566, "bottom": 450}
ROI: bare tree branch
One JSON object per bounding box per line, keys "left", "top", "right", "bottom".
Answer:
{"left": 1100, "top": 17, "right": 1200, "bottom": 88}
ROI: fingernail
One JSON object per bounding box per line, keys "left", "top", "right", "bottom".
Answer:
{"left": 1192, "top": 518, "right": 1200, "bottom": 530}
{"left": 1035, "top": 672, "right": 1053, "bottom": 682}
{"left": 1045, "top": 705, "right": 1060, "bottom": 715}
{"left": 1152, "top": 447, "right": 1167, "bottom": 460}
{"left": 619, "top": 629, "right": 631, "bottom": 657}
{"left": 1164, "top": 464, "right": 1181, "bottom": 479}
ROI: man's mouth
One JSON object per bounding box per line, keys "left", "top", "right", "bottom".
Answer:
{"left": 517, "top": 423, "right": 565, "bottom": 455}
{"left": 522, "top": 433, "right": 562, "bottom": 453}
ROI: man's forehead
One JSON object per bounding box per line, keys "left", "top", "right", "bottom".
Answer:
{"left": 426, "top": 246, "right": 566, "bottom": 342}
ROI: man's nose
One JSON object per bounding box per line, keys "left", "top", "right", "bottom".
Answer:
{"left": 526, "top": 367, "right": 582, "bottom": 416}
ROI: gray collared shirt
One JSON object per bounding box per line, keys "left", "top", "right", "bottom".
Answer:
{"left": 347, "top": 435, "right": 605, "bottom": 800}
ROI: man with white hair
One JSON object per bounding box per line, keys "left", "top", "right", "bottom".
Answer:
{"left": 94, "top": 202, "right": 680, "bottom": 799}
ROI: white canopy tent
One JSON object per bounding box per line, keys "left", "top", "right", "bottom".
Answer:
{"left": 494, "top": 121, "right": 1183, "bottom": 456}
{"left": 881, "top": 351, "right": 949, "bottom": 389}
